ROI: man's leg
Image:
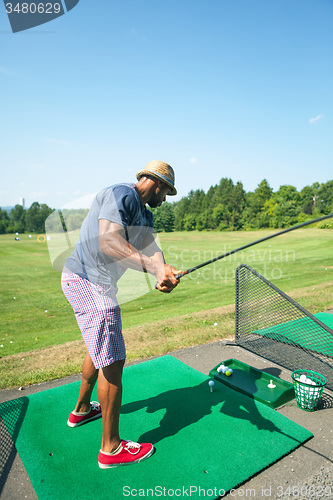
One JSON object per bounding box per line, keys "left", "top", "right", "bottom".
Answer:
{"left": 74, "top": 352, "right": 99, "bottom": 414}
{"left": 97, "top": 358, "right": 154, "bottom": 468}
{"left": 97, "top": 359, "right": 125, "bottom": 453}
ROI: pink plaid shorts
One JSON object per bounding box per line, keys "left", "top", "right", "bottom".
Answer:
{"left": 61, "top": 270, "right": 126, "bottom": 369}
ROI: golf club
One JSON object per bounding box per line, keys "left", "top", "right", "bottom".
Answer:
{"left": 173, "top": 212, "right": 333, "bottom": 280}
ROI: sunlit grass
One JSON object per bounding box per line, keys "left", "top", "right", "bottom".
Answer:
{"left": 0, "top": 229, "right": 332, "bottom": 356}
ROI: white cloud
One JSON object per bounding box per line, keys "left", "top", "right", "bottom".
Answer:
{"left": 309, "top": 114, "right": 324, "bottom": 124}
{"left": 189, "top": 157, "right": 199, "bottom": 164}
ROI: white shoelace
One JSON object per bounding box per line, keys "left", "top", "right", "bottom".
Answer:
{"left": 91, "top": 401, "right": 101, "bottom": 411}
{"left": 124, "top": 441, "right": 141, "bottom": 455}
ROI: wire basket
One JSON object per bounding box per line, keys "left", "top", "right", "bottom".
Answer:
{"left": 291, "top": 370, "right": 326, "bottom": 411}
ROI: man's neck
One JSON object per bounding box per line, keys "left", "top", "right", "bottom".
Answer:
{"left": 135, "top": 178, "right": 154, "bottom": 206}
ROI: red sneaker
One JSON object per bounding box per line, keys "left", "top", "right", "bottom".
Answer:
{"left": 98, "top": 440, "right": 154, "bottom": 468}
{"left": 67, "top": 401, "right": 102, "bottom": 427}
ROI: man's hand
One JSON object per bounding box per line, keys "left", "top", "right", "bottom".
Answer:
{"left": 156, "top": 265, "right": 183, "bottom": 293}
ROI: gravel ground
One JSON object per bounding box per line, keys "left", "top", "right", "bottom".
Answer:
{"left": 278, "top": 464, "right": 333, "bottom": 500}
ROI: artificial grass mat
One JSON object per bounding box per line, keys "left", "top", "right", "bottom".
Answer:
{"left": 315, "top": 312, "right": 333, "bottom": 331}
{"left": 253, "top": 312, "right": 333, "bottom": 358}
{"left": 0, "top": 356, "right": 312, "bottom": 499}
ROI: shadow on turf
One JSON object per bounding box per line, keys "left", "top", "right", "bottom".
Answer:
{"left": 121, "top": 380, "right": 294, "bottom": 445}
{"left": 0, "top": 397, "right": 29, "bottom": 495}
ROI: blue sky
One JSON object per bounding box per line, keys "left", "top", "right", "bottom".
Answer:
{"left": 1, "top": 0, "right": 332, "bottom": 209}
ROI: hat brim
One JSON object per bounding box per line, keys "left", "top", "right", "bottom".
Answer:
{"left": 136, "top": 170, "right": 177, "bottom": 196}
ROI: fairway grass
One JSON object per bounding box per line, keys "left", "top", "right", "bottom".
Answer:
{"left": 0, "top": 229, "right": 332, "bottom": 389}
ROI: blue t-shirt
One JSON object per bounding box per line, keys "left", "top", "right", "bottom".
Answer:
{"left": 65, "top": 183, "right": 155, "bottom": 286}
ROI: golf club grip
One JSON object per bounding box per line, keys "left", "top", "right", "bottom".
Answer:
{"left": 154, "top": 271, "right": 186, "bottom": 289}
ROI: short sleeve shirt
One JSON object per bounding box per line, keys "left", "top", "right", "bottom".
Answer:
{"left": 65, "top": 183, "right": 154, "bottom": 286}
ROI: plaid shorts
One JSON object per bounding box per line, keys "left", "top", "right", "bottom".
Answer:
{"left": 61, "top": 270, "right": 126, "bottom": 369}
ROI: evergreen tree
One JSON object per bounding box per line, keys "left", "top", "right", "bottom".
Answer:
{"left": 245, "top": 179, "right": 273, "bottom": 228}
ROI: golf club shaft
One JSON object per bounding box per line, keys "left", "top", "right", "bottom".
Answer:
{"left": 175, "top": 212, "right": 333, "bottom": 280}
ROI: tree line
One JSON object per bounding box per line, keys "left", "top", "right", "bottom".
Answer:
{"left": 0, "top": 202, "right": 53, "bottom": 235}
{"left": 1, "top": 178, "right": 332, "bottom": 235}
{"left": 150, "top": 178, "right": 333, "bottom": 232}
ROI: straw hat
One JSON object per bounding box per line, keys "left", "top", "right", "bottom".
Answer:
{"left": 136, "top": 160, "right": 177, "bottom": 196}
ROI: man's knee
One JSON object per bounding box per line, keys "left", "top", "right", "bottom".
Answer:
{"left": 100, "top": 359, "right": 125, "bottom": 383}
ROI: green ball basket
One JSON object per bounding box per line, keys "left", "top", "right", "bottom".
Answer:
{"left": 291, "top": 370, "right": 326, "bottom": 412}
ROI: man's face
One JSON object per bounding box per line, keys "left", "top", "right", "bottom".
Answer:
{"left": 148, "top": 181, "right": 170, "bottom": 208}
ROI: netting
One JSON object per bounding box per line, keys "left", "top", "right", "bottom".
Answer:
{"left": 235, "top": 264, "right": 333, "bottom": 391}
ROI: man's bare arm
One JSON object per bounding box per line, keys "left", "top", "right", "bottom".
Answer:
{"left": 141, "top": 230, "right": 182, "bottom": 293}
{"left": 99, "top": 220, "right": 181, "bottom": 292}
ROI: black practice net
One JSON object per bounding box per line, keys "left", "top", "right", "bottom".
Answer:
{"left": 235, "top": 264, "right": 333, "bottom": 391}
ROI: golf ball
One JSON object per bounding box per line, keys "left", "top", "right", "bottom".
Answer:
{"left": 208, "top": 380, "right": 215, "bottom": 392}
{"left": 227, "top": 368, "right": 233, "bottom": 375}
{"left": 299, "top": 375, "right": 307, "bottom": 383}
{"left": 225, "top": 370, "right": 232, "bottom": 377}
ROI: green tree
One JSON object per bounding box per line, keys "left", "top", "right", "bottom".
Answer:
{"left": 317, "top": 181, "right": 333, "bottom": 214}
{"left": 25, "top": 202, "right": 53, "bottom": 233}
{"left": 151, "top": 203, "right": 175, "bottom": 232}
{"left": 300, "top": 185, "right": 315, "bottom": 215}
{"left": 229, "top": 181, "right": 246, "bottom": 229}
{"left": 0, "top": 209, "right": 9, "bottom": 234}
{"left": 9, "top": 204, "right": 26, "bottom": 233}
{"left": 161, "top": 203, "right": 175, "bottom": 232}
{"left": 268, "top": 185, "right": 301, "bottom": 228}
{"left": 245, "top": 179, "right": 273, "bottom": 228}
{"left": 183, "top": 213, "right": 197, "bottom": 231}
{"left": 174, "top": 197, "right": 191, "bottom": 231}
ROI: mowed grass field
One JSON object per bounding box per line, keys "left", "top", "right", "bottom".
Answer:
{"left": 0, "top": 229, "right": 332, "bottom": 388}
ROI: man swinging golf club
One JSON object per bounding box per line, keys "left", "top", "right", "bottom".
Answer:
{"left": 61, "top": 161, "right": 182, "bottom": 468}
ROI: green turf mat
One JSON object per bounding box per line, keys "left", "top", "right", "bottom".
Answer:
{"left": 253, "top": 313, "right": 333, "bottom": 358}
{"left": 315, "top": 312, "right": 333, "bottom": 331}
{"left": 0, "top": 356, "right": 312, "bottom": 499}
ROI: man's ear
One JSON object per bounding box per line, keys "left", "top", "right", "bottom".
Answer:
{"left": 156, "top": 179, "right": 168, "bottom": 190}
